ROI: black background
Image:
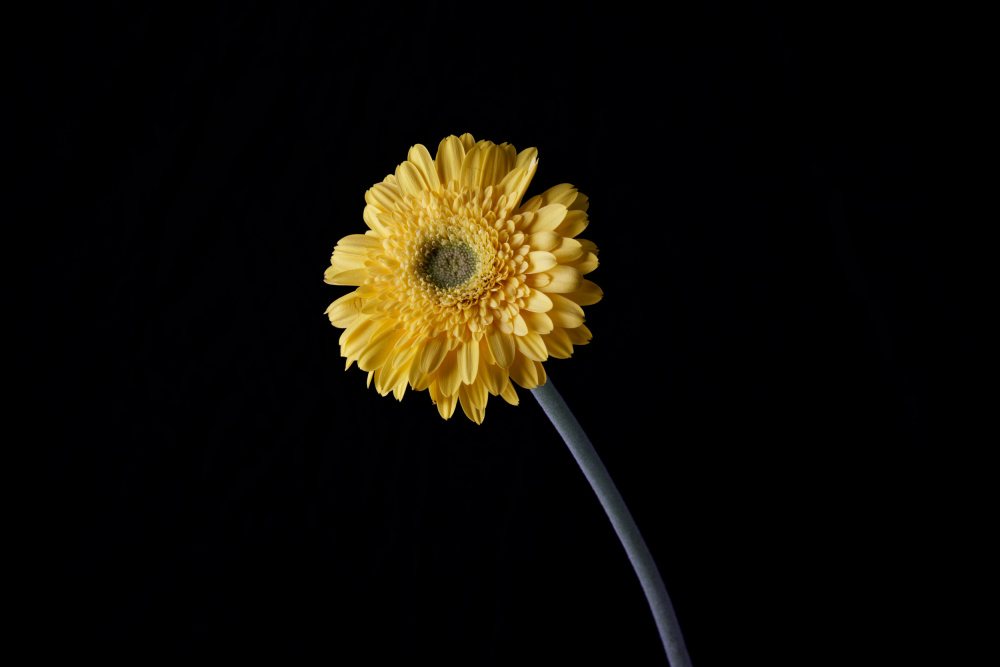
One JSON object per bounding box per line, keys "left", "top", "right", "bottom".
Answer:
{"left": 25, "top": 3, "right": 955, "bottom": 663}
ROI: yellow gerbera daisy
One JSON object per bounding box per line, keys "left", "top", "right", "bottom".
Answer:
{"left": 324, "top": 133, "right": 602, "bottom": 424}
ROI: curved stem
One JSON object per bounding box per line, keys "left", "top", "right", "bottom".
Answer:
{"left": 531, "top": 379, "right": 692, "bottom": 666}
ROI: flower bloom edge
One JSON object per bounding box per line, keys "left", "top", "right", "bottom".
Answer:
{"left": 324, "top": 133, "right": 601, "bottom": 424}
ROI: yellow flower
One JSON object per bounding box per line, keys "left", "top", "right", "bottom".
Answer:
{"left": 324, "top": 134, "right": 602, "bottom": 424}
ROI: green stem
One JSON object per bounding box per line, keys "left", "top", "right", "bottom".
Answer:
{"left": 531, "top": 378, "right": 692, "bottom": 666}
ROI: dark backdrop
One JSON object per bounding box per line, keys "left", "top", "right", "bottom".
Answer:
{"left": 26, "top": 3, "right": 952, "bottom": 663}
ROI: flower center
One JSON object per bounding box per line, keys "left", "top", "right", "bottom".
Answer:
{"left": 422, "top": 242, "right": 479, "bottom": 289}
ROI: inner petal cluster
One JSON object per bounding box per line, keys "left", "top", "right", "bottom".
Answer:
{"left": 422, "top": 242, "right": 478, "bottom": 289}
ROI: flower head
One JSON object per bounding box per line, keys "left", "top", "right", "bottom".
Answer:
{"left": 324, "top": 134, "right": 601, "bottom": 423}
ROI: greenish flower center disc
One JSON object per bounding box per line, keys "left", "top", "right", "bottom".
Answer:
{"left": 423, "top": 242, "right": 478, "bottom": 289}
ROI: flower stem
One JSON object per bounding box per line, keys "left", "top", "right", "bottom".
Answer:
{"left": 531, "top": 379, "right": 692, "bottom": 666}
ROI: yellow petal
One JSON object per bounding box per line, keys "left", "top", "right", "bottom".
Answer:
{"left": 365, "top": 182, "right": 401, "bottom": 212}
{"left": 568, "top": 250, "right": 598, "bottom": 275}
{"left": 325, "top": 267, "right": 368, "bottom": 286}
{"left": 377, "top": 211, "right": 397, "bottom": 234}
{"left": 569, "top": 191, "right": 589, "bottom": 212}
{"left": 458, "top": 133, "right": 476, "bottom": 151}
{"left": 392, "top": 380, "right": 407, "bottom": 401}
{"left": 543, "top": 327, "right": 574, "bottom": 359}
{"left": 486, "top": 327, "right": 515, "bottom": 368}
{"left": 520, "top": 154, "right": 539, "bottom": 208}
{"left": 511, "top": 312, "right": 528, "bottom": 336}
{"left": 419, "top": 334, "right": 449, "bottom": 374}
{"left": 547, "top": 294, "right": 585, "bottom": 328}
{"left": 341, "top": 317, "right": 379, "bottom": 360}
{"left": 325, "top": 291, "right": 361, "bottom": 327}
{"left": 395, "top": 160, "right": 428, "bottom": 199}
{"left": 539, "top": 183, "right": 578, "bottom": 207}
{"left": 508, "top": 351, "right": 539, "bottom": 389}
{"left": 501, "top": 143, "right": 517, "bottom": 172}
{"left": 359, "top": 297, "right": 381, "bottom": 315}
{"left": 479, "top": 143, "right": 507, "bottom": 189}
{"left": 363, "top": 204, "right": 391, "bottom": 237}
{"left": 522, "top": 288, "right": 553, "bottom": 313}
{"left": 524, "top": 251, "right": 558, "bottom": 274}
{"left": 525, "top": 272, "right": 551, "bottom": 289}
{"left": 496, "top": 165, "right": 524, "bottom": 191}
{"left": 458, "top": 141, "right": 493, "bottom": 188}
{"left": 407, "top": 144, "right": 440, "bottom": 192}
{"left": 518, "top": 194, "right": 543, "bottom": 213}
{"left": 536, "top": 266, "right": 582, "bottom": 293}
{"left": 457, "top": 338, "right": 479, "bottom": 385}
{"left": 479, "top": 335, "right": 496, "bottom": 363}
{"left": 458, "top": 385, "right": 485, "bottom": 424}
{"left": 534, "top": 359, "right": 547, "bottom": 387}
{"left": 478, "top": 339, "right": 505, "bottom": 394}
{"left": 436, "top": 135, "right": 466, "bottom": 185}
{"left": 566, "top": 324, "right": 593, "bottom": 345}
{"left": 356, "top": 282, "right": 382, "bottom": 299}
{"left": 515, "top": 146, "right": 538, "bottom": 170}
{"left": 437, "top": 350, "right": 461, "bottom": 397}
{"left": 464, "top": 378, "right": 488, "bottom": 410}
{"left": 514, "top": 330, "right": 547, "bottom": 362}
{"left": 564, "top": 279, "right": 603, "bottom": 306}
{"left": 438, "top": 395, "right": 458, "bottom": 419}
{"left": 328, "top": 250, "right": 367, "bottom": 275}
{"left": 526, "top": 231, "right": 560, "bottom": 251}
{"left": 523, "top": 204, "right": 567, "bottom": 234}
{"left": 555, "top": 210, "right": 589, "bottom": 238}
{"left": 391, "top": 338, "right": 419, "bottom": 370}
{"left": 500, "top": 380, "right": 519, "bottom": 405}
{"left": 521, "top": 309, "right": 554, "bottom": 335}
{"left": 359, "top": 327, "right": 404, "bottom": 372}
{"left": 432, "top": 383, "right": 458, "bottom": 419}
{"left": 550, "top": 237, "right": 583, "bottom": 263}
{"left": 496, "top": 166, "right": 533, "bottom": 210}
{"left": 335, "top": 234, "right": 383, "bottom": 254}
{"left": 380, "top": 348, "right": 414, "bottom": 395}
{"left": 409, "top": 359, "right": 432, "bottom": 390}
{"left": 459, "top": 143, "right": 484, "bottom": 189}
